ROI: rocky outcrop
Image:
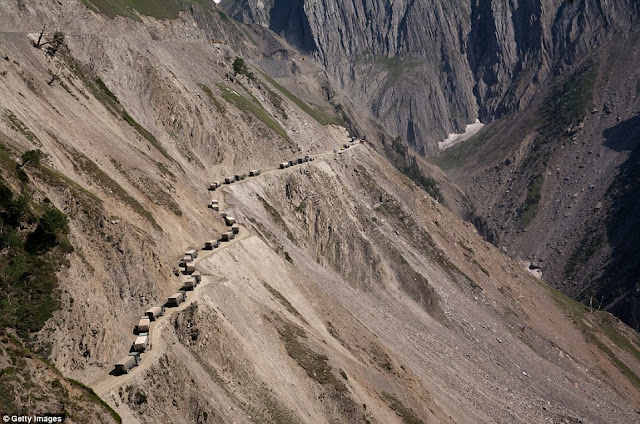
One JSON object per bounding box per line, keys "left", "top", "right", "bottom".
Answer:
{"left": 225, "top": 0, "right": 639, "bottom": 154}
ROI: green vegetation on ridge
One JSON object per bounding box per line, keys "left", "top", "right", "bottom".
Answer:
{"left": 545, "top": 283, "right": 640, "bottom": 387}
{"left": 0, "top": 147, "right": 71, "bottom": 337}
{"left": 60, "top": 44, "right": 172, "bottom": 162}
{"left": 259, "top": 72, "right": 343, "bottom": 126}
{"left": 0, "top": 336, "right": 121, "bottom": 422}
{"left": 216, "top": 83, "right": 290, "bottom": 142}
{"left": 518, "top": 63, "right": 596, "bottom": 227}
{"left": 80, "top": 0, "right": 213, "bottom": 21}
{"left": 386, "top": 136, "right": 441, "bottom": 201}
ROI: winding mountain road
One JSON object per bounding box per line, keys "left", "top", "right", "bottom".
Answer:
{"left": 89, "top": 142, "right": 361, "bottom": 397}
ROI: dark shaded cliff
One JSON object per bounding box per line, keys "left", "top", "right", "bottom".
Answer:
{"left": 224, "top": 0, "right": 639, "bottom": 155}
{"left": 222, "top": 0, "right": 640, "bottom": 329}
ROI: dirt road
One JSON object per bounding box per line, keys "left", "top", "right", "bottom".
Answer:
{"left": 91, "top": 229, "right": 253, "bottom": 397}
{"left": 90, "top": 143, "right": 361, "bottom": 397}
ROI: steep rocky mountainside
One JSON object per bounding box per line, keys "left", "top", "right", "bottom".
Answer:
{"left": 0, "top": 1, "right": 639, "bottom": 423}
{"left": 220, "top": 0, "right": 640, "bottom": 330}
{"left": 0, "top": 335, "right": 120, "bottom": 423}
{"left": 223, "top": 0, "right": 639, "bottom": 154}
{"left": 432, "top": 27, "right": 640, "bottom": 331}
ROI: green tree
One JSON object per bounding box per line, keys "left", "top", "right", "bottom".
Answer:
{"left": 25, "top": 208, "right": 68, "bottom": 253}
{"left": 232, "top": 57, "right": 248, "bottom": 76}
{"left": 39, "top": 209, "right": 68, "bottom": 236}
{"left": 19, "top": 149, "right": 43, "bottom": 168}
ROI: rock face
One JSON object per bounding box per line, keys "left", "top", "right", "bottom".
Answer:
{"left": 225, "top": 0, "right": 639, "bottom": 154}
{"left": 1, "top": 1, "right": 640, "bottom": 422}
{"left": 224, "top": 0, "right": 640, "bottom": 330}
{"left": 433, "top": 29, "right": 640, "bottom": 330}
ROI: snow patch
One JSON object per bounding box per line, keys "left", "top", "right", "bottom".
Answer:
{"left": 438, "top": 119, "right": 484, "bottom": 151}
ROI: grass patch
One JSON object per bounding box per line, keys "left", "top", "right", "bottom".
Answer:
{"left": 546, "top": 284, "right": 640, "bottom": 386}
{"left": 540, "top": 65, "right": 596, "bottom": 137}
{"left": 273, "top": 315, "right": 347, "bottom": 393}
{"left": 256, "top": 194, "right": 295, "bottom": 242}
{"left": 564, "top": 233, "right": 604, "bottom": 279}
{"left": 198, "top": 83, "right": 225, "bottom": 114}
{"left": 546, "top": 284, "right": 589, "bottom": 322}
{"left": 265, "top": 86, "right": 287, "bottom": 119}
{"left": 431, "top": 124, "right": 496, "bottom": 171}
{"left": 216, "top": 83, "right": 290, "bottom": 142}
{"left": 80, "top": 0, "right": 212, "bottom": 20}
{"left": 355, "top": 51, "right": 422, "bottom": 87}
{"left": 259, "top": 72, "right": 342, "bottom": 126}
{"left": 68, "top": 378, "right": 122, "bottom": 423}
{"left": 381, "top": 392, "right": 424, "bottom": 424}
{"left": 385, "top": 136, "right": 441, "bottom": 200}
{"left": 520, "top": 172, "right": 544, "bottom": 227}
{"left": 36, "top": 165, "right": 102, "bottom": 207}
{"left": 4, "top": 110, "right": 39, "bottom": 144}
{"left": 592, "top": 338, "right": 640, "bottom": 386}
{"left": 0, "top": 164, "right": 72, "bottom": 337}
{"left": 64, "top": 146, "right": 160, "bottom": 230}
{"left": 599, "top": 318, "right": 640, "bottom": 362}
{"left": 263, "top": 282, "right": 307, "bottom": 324}
{"left": 0, "top": 337, "right": 121, "bottom": 421}
{"left": 61, "top": 50, "right": 172, "bottom": 161}
{"left": 111, "top": 159, "right": 181, "bottom": 216}
{"left": 516, "top": 63, "right": 597, "bottom": 227}
{"left": 121, "top": 110, "right": 171, "bottom": 161}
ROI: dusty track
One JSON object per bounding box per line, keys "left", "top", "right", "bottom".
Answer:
{"left": 90, "top": 143, "right": 361, "bottom": 397}
{"left": 91, "top": 230, "right": 253, "bottom": 397}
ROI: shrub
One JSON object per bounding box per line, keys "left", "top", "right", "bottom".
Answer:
{"left": 233, "top": 57, "right": 248, "bottom": 76}
{"left": 19, "top": 149, "right": 43, "bottom": 168}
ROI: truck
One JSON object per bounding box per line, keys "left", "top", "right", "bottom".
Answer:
{"left": 115, "top": 353, "right": 140, "bottom": 375}
{"left": 136, "top": 317, "right": 150, "bottom": 333}
{"left": 220, "top": 231, "right": 232, "bottom": 241}
{"left": 184, "top": 262, "right": 195, "bottom": 274}
{"left": 145, "top": 306, "right": 165, "bottom": 321}
{"left": 132, "top": 334, "right": 149, "bottom": 352}
{"left": 224, "top": 177, "right": 234, "bottom": 184}
{"left": 205, "top": 239, "right": 219, "bottom": 250}
{"left": 224, "top": 215, "right": 236, "bottom": 226}
{"left": 231, "top": 223, "right": 239, "bottom": 234}
{"left": 183, "top": 277, "right": 196, "bottom": 291}
{"left": 249, "top": 169, "right": 262, "bottom": 176}
{"left": 185, "top": 249, "right": 198, "bottom": 259}
{"left": 279, "top": 162, "right": 289, "bottom": 169}
{"left": 167, "top": 291, "right": 186, "bottom": 307}
{"left": 191, "top": 270, "right": 202, "bottom": 284}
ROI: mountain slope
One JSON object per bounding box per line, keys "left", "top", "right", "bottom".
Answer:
{"left": 219, "top": 0, "right": 640, "bottom": 330}
{"left": 0, "top": 1, "right": 639, "bottom": 423}
{"left": 223, "top": 0, "right": 639, "bottom": 154}
{"left": 431, "top": 30, "right": 640, "bottom": 331}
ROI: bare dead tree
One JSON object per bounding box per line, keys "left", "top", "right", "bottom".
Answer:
{"left": 34, "top": 25, "right": 45, "bottom": 48}
{"left": 47, "top": 67, "right": 62, "bottom": 86}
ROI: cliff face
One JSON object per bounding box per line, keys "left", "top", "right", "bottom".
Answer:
{"left": 432, "top": 29, "right": 640, "bottom": 330}
{"left": 2, "top": 0, "right": 640, "bottom": 422}
{"left": 225, "top": 0, "right": 639, "bottom": 154}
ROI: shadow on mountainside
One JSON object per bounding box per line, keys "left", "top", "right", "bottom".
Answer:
{"left": 597, "top": 114, "right": 640, "bottom": 330}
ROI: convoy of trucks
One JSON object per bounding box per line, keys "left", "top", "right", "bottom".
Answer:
{"left": 115, "top": 353, "right": 140, "bottom": 374}
{"left": 115, "top": 141, "right": 359, "bottom": 376}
